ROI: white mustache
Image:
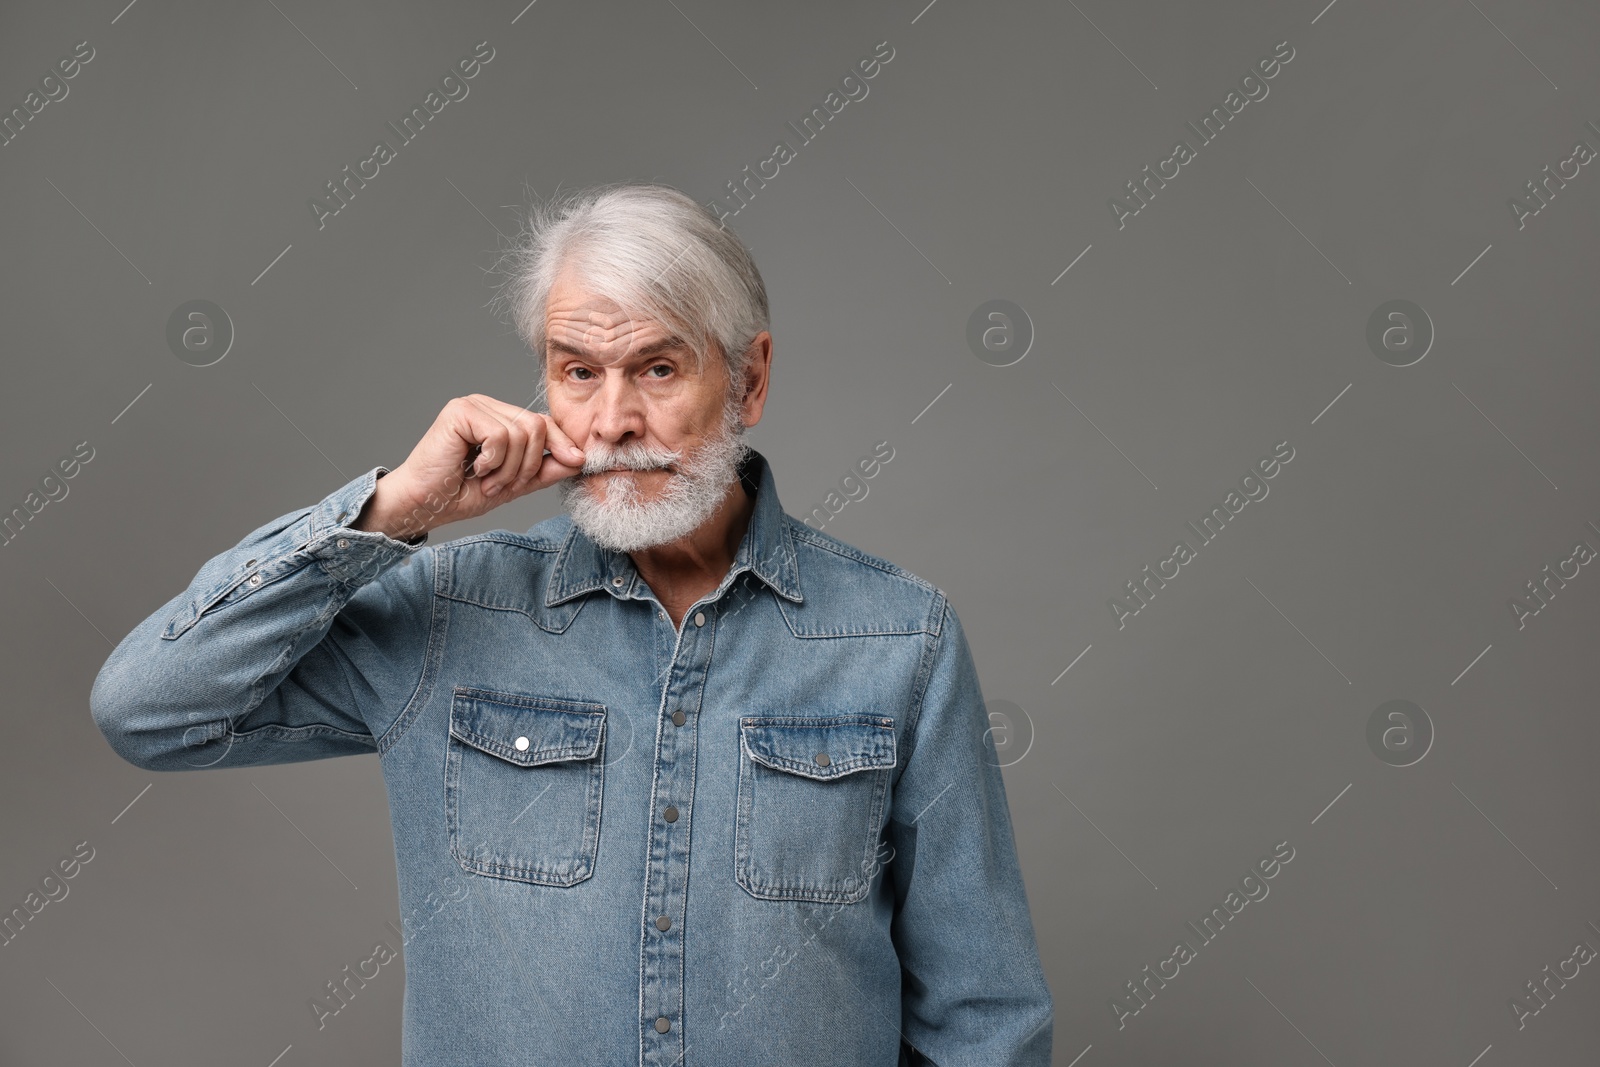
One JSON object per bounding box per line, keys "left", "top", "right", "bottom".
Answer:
{"left": 578, "top": 447, "right": 680, "bottom": 475}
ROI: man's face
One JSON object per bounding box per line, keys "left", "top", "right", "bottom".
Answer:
{"left": 543, "top": 265, "right": 751, "bottom": 552}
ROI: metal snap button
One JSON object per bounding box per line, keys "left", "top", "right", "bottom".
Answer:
{"left": 655, "top": 915, "right": 671, "bottom": 931}
{"left": 693, "top": 611, "right": 705, "bottom": 627}
{"left": 655, "top": 1017, "right": 670, "bottom": 1033}
{"left": 337, "top": 538, "right": 349, "bottom": 548}
{"left": 249, "top": 574, "right": 262, "bottom": 586}
{"left": 514, "top": 736, "right": 529, "bottom": 751}
{"left": 663, "top": 805, "right": 679, "bottom": 823}
{"left": 814, "top": 752, "right": 831, "bottom": 767}
{"left": 671, "top": 710, "right": 685, "bottom": 727}
{"left": 245, "top": 559, "right": 256, "bottom": 567}
{"left": 612, "top": 576, "right": 624, "bottom": 587}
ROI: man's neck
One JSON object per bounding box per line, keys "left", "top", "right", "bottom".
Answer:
{"left": 629, "top": 478, "right": 755, "bottom": 620}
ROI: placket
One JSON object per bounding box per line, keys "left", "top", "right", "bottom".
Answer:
{"left": 638, "top": 599, "right": 716, "bottom": 1067}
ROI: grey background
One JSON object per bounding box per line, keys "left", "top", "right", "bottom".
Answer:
{"left": 3, "top": 0, "right": 1598, "bottom": 1064}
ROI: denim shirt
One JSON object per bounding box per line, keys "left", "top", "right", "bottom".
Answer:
{"left": 90, "top": 448, "right": 1053, "bottom": 1066}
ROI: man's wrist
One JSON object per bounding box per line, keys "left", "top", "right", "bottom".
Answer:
{"left": 352, "top": 470, "right": 430, "bottom": 543}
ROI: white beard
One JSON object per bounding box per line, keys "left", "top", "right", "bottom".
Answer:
{"left": 558, "top": 398, "right": 749, "bottom": 553}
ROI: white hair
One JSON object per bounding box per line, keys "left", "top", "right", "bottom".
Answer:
{"left": 488, "top": 182, "right": 770, "bottom": 410}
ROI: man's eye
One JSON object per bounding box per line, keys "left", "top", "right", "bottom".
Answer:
{"left": 647, "top": 364, "right": 672, "bottom": 377}
{"left": 570, "top": 367, "right": 594, "bottom": 380}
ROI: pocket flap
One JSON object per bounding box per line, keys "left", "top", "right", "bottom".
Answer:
{"left": 450, "top": 688, "right": 605, "bottom": 766}
{"left": 740, "top": 715, "right": 896, "bottom": 781}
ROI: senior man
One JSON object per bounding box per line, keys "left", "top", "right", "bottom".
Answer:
{"left": 91, "top": 183, "right": 1053, "bottom": 1066}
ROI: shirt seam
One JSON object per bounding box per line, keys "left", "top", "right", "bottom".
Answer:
{"left": 376, "top": 546, "right": 447, "bottom": 756}
{"left": 899, "top": 593, "right": 950, "bottom": 772}
{"left": 785, "top": 518, "right": 941, "bottom": 595}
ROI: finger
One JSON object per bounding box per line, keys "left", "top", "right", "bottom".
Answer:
{"left": 480, "top": 407, "right": 529, "bottom": 499}
{"left": 529, "top": 447, "right": 585, "bottom": 492}
{"left": 537, "top": 412, "right": 586, "bottom": 466}
{"left": 461, "top": 397, "right": 585, "bottom": 494}
{"left": 528, "top": 414, "right": 585, "bottom": 490}
{"left": 471, "top": 401, "right": 568, "bottom": 498}
{"left": 477, "top": 397, "right": 584, "bottom": 468}
{"left": 460, "top": 396, "right": 511, "bottom": 485}
{"left": 509, "top": 410, "right": 550, "bottom": 492}
{"left": 488, "top": 428, "right": 529, "bottom": 497}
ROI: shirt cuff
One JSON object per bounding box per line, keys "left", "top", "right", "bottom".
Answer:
{"left": 308, "top": 466, "right": 430, "bottom": 585}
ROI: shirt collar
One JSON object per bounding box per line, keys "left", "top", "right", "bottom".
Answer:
{"left": 543, "top": 446, "right": 804, "bottom": 608}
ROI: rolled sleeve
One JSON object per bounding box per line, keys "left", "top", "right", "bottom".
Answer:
{"left": 887, "top": 597, "right": 1054, "bottom": 1066}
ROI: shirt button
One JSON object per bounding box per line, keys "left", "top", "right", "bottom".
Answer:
{"left": 655, "top": 1017, "right": 671, "bottom": 1034}
{"left": 612, "top": 576, "right": 624, "bottom": 587}
{"left": 514, "top": 736, "right": 530, "bottom": 751}
{"left": 249, "top": 574, "right": 262, "bottom": 586}
{"left": 693, "top": 611, "right": 705, "bottom": 627}
{"left": 671, "top": 710, "right": 686, "bottom": 727}
{"left": 337, "top": 538, "right": 349, "bottom": 548}
{"left": 663, "top": 805, "right": 679, "bottom": 823}
{"left": 655, "top": 915, "right": 671, "bottom": 931}
{"left": 814, "top": 752, "right": 831, "bottom": 767}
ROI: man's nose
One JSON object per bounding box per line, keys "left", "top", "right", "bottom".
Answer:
{"left": 587, "top": 374, "right": 646, "bottom": 445}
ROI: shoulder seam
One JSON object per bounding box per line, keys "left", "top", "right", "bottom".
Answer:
{"left": 785, "top": 517, "right": 941, "bottom": 595}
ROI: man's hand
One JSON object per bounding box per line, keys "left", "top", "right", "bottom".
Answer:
{"left": 352, "top": 395, "right": 585, "bottom": 542}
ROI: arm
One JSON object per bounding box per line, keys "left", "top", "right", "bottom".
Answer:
{"left": 89, "top": 466, "right": 435, "bottom": 771}
{"left": 887, "top": 597, "right": 1054, "bottom": 1066}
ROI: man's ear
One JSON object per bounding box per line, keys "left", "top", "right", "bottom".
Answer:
{"left": 739, "top": 331, "right": 773, "bottom": 428}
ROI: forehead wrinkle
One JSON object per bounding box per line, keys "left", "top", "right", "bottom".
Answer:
{"left": 546, "top": 335, "right": 690, "bottom": 363}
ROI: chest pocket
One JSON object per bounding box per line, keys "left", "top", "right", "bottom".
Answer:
{"left": 735, "top": 714, "right": 897, "bottom": 904}
{"left": 445, "top": 687, "right": 606, "bottom": 887}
